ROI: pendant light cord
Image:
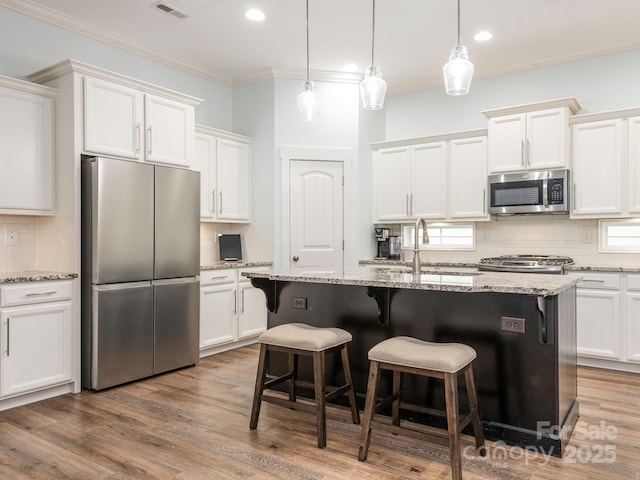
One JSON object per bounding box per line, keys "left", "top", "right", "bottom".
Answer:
{"left": 305, "top": 0, "right": 310, "bottom": 82}
{"left": 456, "top": 0, "right": 461, "bottom": 46}
{"left": 370, "top": 0, "right": 376, "bottom": 65}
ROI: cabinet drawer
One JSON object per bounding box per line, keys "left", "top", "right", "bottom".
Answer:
{"left": 577, "top": 273, "right": 621, "bottom": 290}
{"left": 200, "top": 269, "right": 235, "bottom": 285}
{"left": 627, "top": 274, "right": 640, "bottom": 291}
{"left": 1, "top": 281, "right": 73, "bottom": 307}
{"left": 238, "top": 267, "right": 270, "bottom": 283}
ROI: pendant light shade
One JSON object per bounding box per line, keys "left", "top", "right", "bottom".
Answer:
{"left": 360, "top": 0, "right": 387, "bottom": 110}
{"left": 443, "top": 45, "right": 474, "bottom": 95}
{"left": 298, "top": 0, "right": 320, "bottom": 120}
{"left": 443, "top": 0, "right": 474, "bottom": 96}
{"left": 297, "top": 80, "right": 320, "bottom": 121}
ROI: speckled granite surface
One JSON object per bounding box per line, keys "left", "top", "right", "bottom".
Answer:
{"left": 200, "top": 260, "right": 272, "bottom": 271}
{"left": 243, "top": 265, "right": 581, "bottom": 296}
{"left": 0, "top": 271, "right": 78, "bottom": 284}
{"left": 360, "top": 259, "right": 640, "bottom": 273}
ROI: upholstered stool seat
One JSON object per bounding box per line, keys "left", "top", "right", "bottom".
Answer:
{"left": 358, "top": 336, "right": 485, "bottom": 480}
{"left": 250, "top": 323, "right": 360, "bottom": 448}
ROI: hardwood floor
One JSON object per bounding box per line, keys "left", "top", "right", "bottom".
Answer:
{"left": 0, "top": 345, "right": 639, "bottom": 479}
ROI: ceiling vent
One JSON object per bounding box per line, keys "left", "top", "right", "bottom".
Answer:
{"left": 152, "top": 2, "right": 188, "bottom": 19}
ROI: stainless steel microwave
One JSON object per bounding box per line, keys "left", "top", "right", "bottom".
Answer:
{"left": 488, "top": 169, "right": 569, "bottom": 214}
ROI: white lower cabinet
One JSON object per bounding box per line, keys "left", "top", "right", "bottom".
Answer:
{"left": 199, "top": 267, "right": 268, "bottom": 356}
{"left": 0, "top": 281, "right": 73, "bottom": 398}
{"left": 576, "top": 272, "right": 640, "bottom": 371}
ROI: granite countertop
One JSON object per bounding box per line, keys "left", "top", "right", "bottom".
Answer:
{"left": 0, "top": 271, "right": 78, "bottom": 284}
{"left": 200, "top": 260, "right": 273, "bottom": 271}
{"left": 242, "top": 265, "right": 581, "bottom": 296}
{"left": 360, "top": 259, "right": 640, "bottom": 273}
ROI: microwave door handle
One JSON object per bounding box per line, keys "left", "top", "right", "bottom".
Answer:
{"left": 542, "top": 180, "right": 548, "bottom": 207}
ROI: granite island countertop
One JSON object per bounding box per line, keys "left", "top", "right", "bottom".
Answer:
{"left": 200, "top": 260, "right": 272, "bottom": 271}
{"left": 0, "top": 271, "right": 78, "bottom": 284}
{"left": 242, "top": 265, "right": 581, "bottom": 296}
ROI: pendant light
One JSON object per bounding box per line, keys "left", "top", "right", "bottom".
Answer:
{"left": 297, "top": 0, "right": 320, "bottom": 121}
{"left": 443, "top": 0, "right": 474, "bottom": 96}
{"left": 360, "top": 0, "right": 387, "bottom": 110}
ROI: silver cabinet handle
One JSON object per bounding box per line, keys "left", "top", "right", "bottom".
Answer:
{"left": 5, "top": 318, "right": 9, "bottom": 357}
{"left": 410, "top": 193, "right": 413, "bottom": 217}
{"left": 573, "top": 183, "right": 576, "bottom": 210}
{"left": 483, "top": 189, "right": 486, "bottom": 214}
{"left": 207, "top": 275, "right": 229, "bottom": 280}
{"left": 406, "top": 193, "right": 410, "bottom": 217}
{"left": 219, "top": 191, "right": 223, "bottom": 214}
{"left": 147, "top": 126, "right": 152, "bottom": 156}
{"left": 211, "top": 189, "right": 216, "bottom": 214}
{"left": 581, "top": 279, "right": 606, "bottom": 284}
{"left": 135, "top": 123, "right": 141, "bottom": 154}
{"left": 241, "top": 289, "right": 245, "bottom": 313}
{"left": 521, "top": 140, "right": 525, "bottom": 166}
{"left": 233, "top": 290, "right": 237, "bottom": 314}
{"left": 25, "top": 291, "right": 57, "bottom": 297}
{"left": 526, "top": 139, "right": 531, "bottom": 167}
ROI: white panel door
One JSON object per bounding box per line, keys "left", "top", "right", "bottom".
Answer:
{"left": 628, "top": 116, "right": 640, "bottom": 214}
{"left": 216, "top": 139, "right": 250, "bottom": 221}
{"left": 194, "top": 133, "right": 216, "bottom": 219}
{"left": 411, "top": 142, "right": 447, "bottom": 219}
{"left": 290, "top": 160, "right": 344, "bottom": 269}
{"left": 144, "top": 94, "right": 193, "bottom": 167}
{"left": 449, "top": 136, "right": 488, "bottom": 220}
{"left": 374, "top": 147, "right": 411, "bottom": 221}
{"left": 487, "top": 113, "right": 527, "bottom": 173}
{"left": 526, "top": 108, "right": 568, "bottom": 170}
{"left": 199, "top": 284, "right": 236, "bottom": 349}
{"left": 576, "top": 289, "right": 622, "bottom": 360}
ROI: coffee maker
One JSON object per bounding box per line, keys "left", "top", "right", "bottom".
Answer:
{"left": 375, "top": 227, "right": 401, "bottom": 260}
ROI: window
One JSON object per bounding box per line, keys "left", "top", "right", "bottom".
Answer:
{"left": 600, "top": 220, "right": 640, "bottom": 252}
{"left": 402, "top": 223, "right": 475, "bottom": 250}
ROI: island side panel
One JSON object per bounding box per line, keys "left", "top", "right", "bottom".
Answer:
{"left": 264, "top": 280, "right": 577, "bottom": 455}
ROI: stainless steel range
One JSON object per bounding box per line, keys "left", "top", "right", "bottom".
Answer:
{"left": 478, "top": 254, "right": 574, "bottom": 274}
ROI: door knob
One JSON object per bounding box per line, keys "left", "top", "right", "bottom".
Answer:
{"left": 292, "top": 256, "right": 299, "bottom": 262}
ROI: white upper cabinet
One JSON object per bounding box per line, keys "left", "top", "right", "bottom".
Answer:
{"left": 84, "top": 76, "right": 197, "bottom": 168}
{"left": 373, "top": 131, "right": 489, "bottom": 223}
{"left": 0, "top": 75, "right": 56, "bottom": 215}
{"left": 484, "top": 98, "right": 580, "bottom": 173}
{"left": 449, "top": 136, "right": 489, "bottom": 220}
{"left": 193, "top": 126, "right": 252, "bottom": 223}
{"left": 570, "top": 110, "right": 640, "bottom": 218}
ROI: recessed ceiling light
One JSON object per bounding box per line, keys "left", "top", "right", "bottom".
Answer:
{"left": 343, "top": 63, "right": 359, "bottom": 73}
{"left": 245, "top": 9, "right": 266, "bottom": 22}
{"left": 474, "top": 31, "right": 493, "bottom": 42}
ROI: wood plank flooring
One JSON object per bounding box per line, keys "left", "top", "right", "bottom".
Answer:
{"left": 0, "top": 345, "right": 639, "bottom": 479}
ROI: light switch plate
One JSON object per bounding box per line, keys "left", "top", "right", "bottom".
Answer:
{"left": 5, "top": 231, "right": 18, "bottom": 246}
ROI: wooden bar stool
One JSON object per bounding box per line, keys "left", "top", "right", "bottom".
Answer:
{"left": 358, "top": 336, "right": 485, "bottom": 480}
{"left": 249, "top": 323, "right": 360, "bottom": 448}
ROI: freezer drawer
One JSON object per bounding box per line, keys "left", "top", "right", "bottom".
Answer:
{"left": 89, "top": 283, "right": 154, "bottom": 390}
{"left": 154, "top": 278, "right": 199, "bottom": 374}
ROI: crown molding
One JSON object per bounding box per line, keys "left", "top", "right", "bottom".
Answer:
{"left": 0, "top": 0, "right": 233, "bottom": 87}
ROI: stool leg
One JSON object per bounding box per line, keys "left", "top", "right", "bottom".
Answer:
{"left": 250, "top": 343, "right": 268, "bottom": 430}
{"left": 340, "top": 344, "right": 360, "bottom": 425}
{"left": 312, "top": 350, "right": 327, "bottom": 448}
{"left": 444, "top": 372, "right": 462, "bottom": 480}
{"left": 392, "top": 370, "right": 402, "bottom": 427}
{"left": 358, "top": 360, "right": 381, "bottom": 462}
{"left": 288, "top": 352, "right": 298, "bottom": 403}
{"left": 465, "top": 365, "right": 486, "bottom": 456}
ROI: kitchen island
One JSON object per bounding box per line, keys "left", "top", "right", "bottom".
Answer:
{"left": 244, "top": 265, "right": 581, "bottom": 457}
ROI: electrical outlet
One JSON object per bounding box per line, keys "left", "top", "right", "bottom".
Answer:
{"left": 291, "top": 297, "right": 307, "bottom": 309}
{"left": 581, "top": 229, "right": 593, "bottom": 244}
{"left": 6, "top": 231, "right": 18, "bottom": 246}
{"left": 501, "top": 316, "right": 525, "bottom": 334}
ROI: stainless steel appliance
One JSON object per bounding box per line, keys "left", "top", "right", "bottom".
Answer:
{"left": 374, "top": 227, "right": 391, "bottom": 259}
{"left": 488, "top": 169, "right": 569, "bottom": 214}
{"left": 81, "top": 156, "right": 200, "bottom": 390}
{"left": 388, "top": 235, "right": 402, "bottom": 260}
{"left": 478, "top": 254, "right": 574, "bottom": 274}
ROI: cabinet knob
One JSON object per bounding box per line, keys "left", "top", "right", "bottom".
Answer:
{"left": 292, "top": 256, "right": 299, "bottom": 262}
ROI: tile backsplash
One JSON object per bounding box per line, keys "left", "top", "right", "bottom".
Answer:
{"left": 0, "top": 216, "right": 37, "bottom": 273}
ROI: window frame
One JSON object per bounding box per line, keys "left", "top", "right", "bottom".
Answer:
{"left": 401, "top": 222, "right": 476, "bottom": 251}
{"left": 599, "top": 219, "right": 640, "bottom": 253}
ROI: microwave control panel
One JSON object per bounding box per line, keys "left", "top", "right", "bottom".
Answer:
{"left": 548, "top": 178, "right": 564, "bottom": 205}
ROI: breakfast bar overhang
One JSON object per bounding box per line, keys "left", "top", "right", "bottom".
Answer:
{"left": 244, "top": 266, "right": 582, "bottom": 457}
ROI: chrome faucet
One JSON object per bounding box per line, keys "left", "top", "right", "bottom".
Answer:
{"left": 412, "top": 217, "right": 430, "bottom": 275}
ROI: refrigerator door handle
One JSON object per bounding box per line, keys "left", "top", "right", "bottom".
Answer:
{"left": 153, "top": 277, "right": 198, "bottom": 286}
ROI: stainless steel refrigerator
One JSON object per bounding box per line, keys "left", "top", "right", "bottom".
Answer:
{"left": 81, "top": 156, "right": 200, "bottom": 390}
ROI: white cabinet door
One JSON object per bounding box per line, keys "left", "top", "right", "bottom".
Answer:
{"left": 194, "top": 133, "right": 216, "bottom": 219}
{"left": 526, "top": 108, "right": 568, "bottom": 170}
{"left": 571, "top": 119, "right": 623, "bottom": 217}
{"left": 84, "top": 77, "right": 143, "bottom": 159}
{"left": 1, "top": 302, "right": 72, "bottom": 397}
{"left": 0, "top": 79, "right": 55, "bottom": 214}
{"left": 628, "top": 116, "right": 640, "bottom": 214}
{"left": 626, "top": 291, "right": 640, "bottom": 363}
{"left": 487, "top": 108, "right": 568, "bottom": 173}
{"left": 144, "top": 94, "right": 194, "bottom": 168}
{"left": 449, "top": 136, "right": 488, "bottom": 220}
{"left": 216, "top": 139, "right": 250, "bottom": 221}
{"left": 488, "top": 113, "right": 527, "bottom": 173}
{"left": 411, "top": 142, "right": 446, "bottom": 219}
{"left": 576, "top": 281, "right": 622, "bottom": 360}
{"left": 374, "top": 147, "right": 411, "bottom": 221}
{"left": 238, "top": 283, "right": 267, "bottom": 339}
{"left": 199, "top": 283, "right": 236, "bottom": 349}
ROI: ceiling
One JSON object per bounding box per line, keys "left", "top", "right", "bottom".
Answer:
{"left": 6, "top": 0, "right": 640, "bottom": 94}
